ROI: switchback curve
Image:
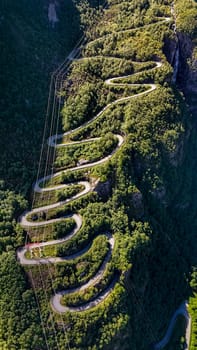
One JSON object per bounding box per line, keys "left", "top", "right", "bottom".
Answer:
{"left": 154, "top": 301, "right": 191, "bottom": 350}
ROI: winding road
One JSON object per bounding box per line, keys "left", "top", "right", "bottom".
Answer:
{"left": 154, "top": 301, "right": 191, "bottom": 350}
{"left": 17, "top": 14, "right": 174, "bottom": 314}
{"left": 51, "top": 233, "right": 115, "bottom": 313}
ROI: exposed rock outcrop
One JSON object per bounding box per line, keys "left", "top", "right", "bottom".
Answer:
{"left": 48, "top": 1, "right": 59, "bottom": 28}
{"left": 177, "top": 32, "right": 197, "bottom": 99}
{"left": 130, "top": 191, "right": 144, "bottom": 219}
{"left": 95, "top": 180, "right": 112, "bottom": 198}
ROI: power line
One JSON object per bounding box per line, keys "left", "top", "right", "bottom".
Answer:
{"left": 20, "top": 3, "right": 180, "bottom": 350}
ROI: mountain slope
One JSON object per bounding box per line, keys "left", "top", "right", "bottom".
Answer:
{"left": 1, "top": 0, "right": 197, "bottom": 349}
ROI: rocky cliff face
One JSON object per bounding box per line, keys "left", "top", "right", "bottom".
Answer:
{"left": 164, "top": 29, "right": 196, "bottom": 115}
{"left": 177, "top": 32, "right": 197, "bottom": 112}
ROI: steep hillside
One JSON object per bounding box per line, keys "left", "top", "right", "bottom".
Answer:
{"left": 0, "top": 0, "right": 81, "bottom": 191}
{"left": 1, "top": 0, "right": 197, "bottom": 349}
{"left": 0, "top": 0, "right": 82, "bottom": 348}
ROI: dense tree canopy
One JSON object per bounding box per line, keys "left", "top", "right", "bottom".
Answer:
{"left": 0, "top": 0, "right": 197, "bottom": 349}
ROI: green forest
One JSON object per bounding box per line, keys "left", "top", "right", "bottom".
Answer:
{"left": 0, "top": 0, "right": 197, "bottom": 349}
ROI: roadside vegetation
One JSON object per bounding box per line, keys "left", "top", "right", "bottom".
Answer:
{"left": 33, "top": 184, "right": 84, "bottom": 208}
{"left": 0, "top": 0, "right": 197, "bottom": 349}
{"left": 188, "top": 269, "right": 197, "bottom": 350}
{"left": 162, "top": 316, "right": 187, "bottom": 350}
